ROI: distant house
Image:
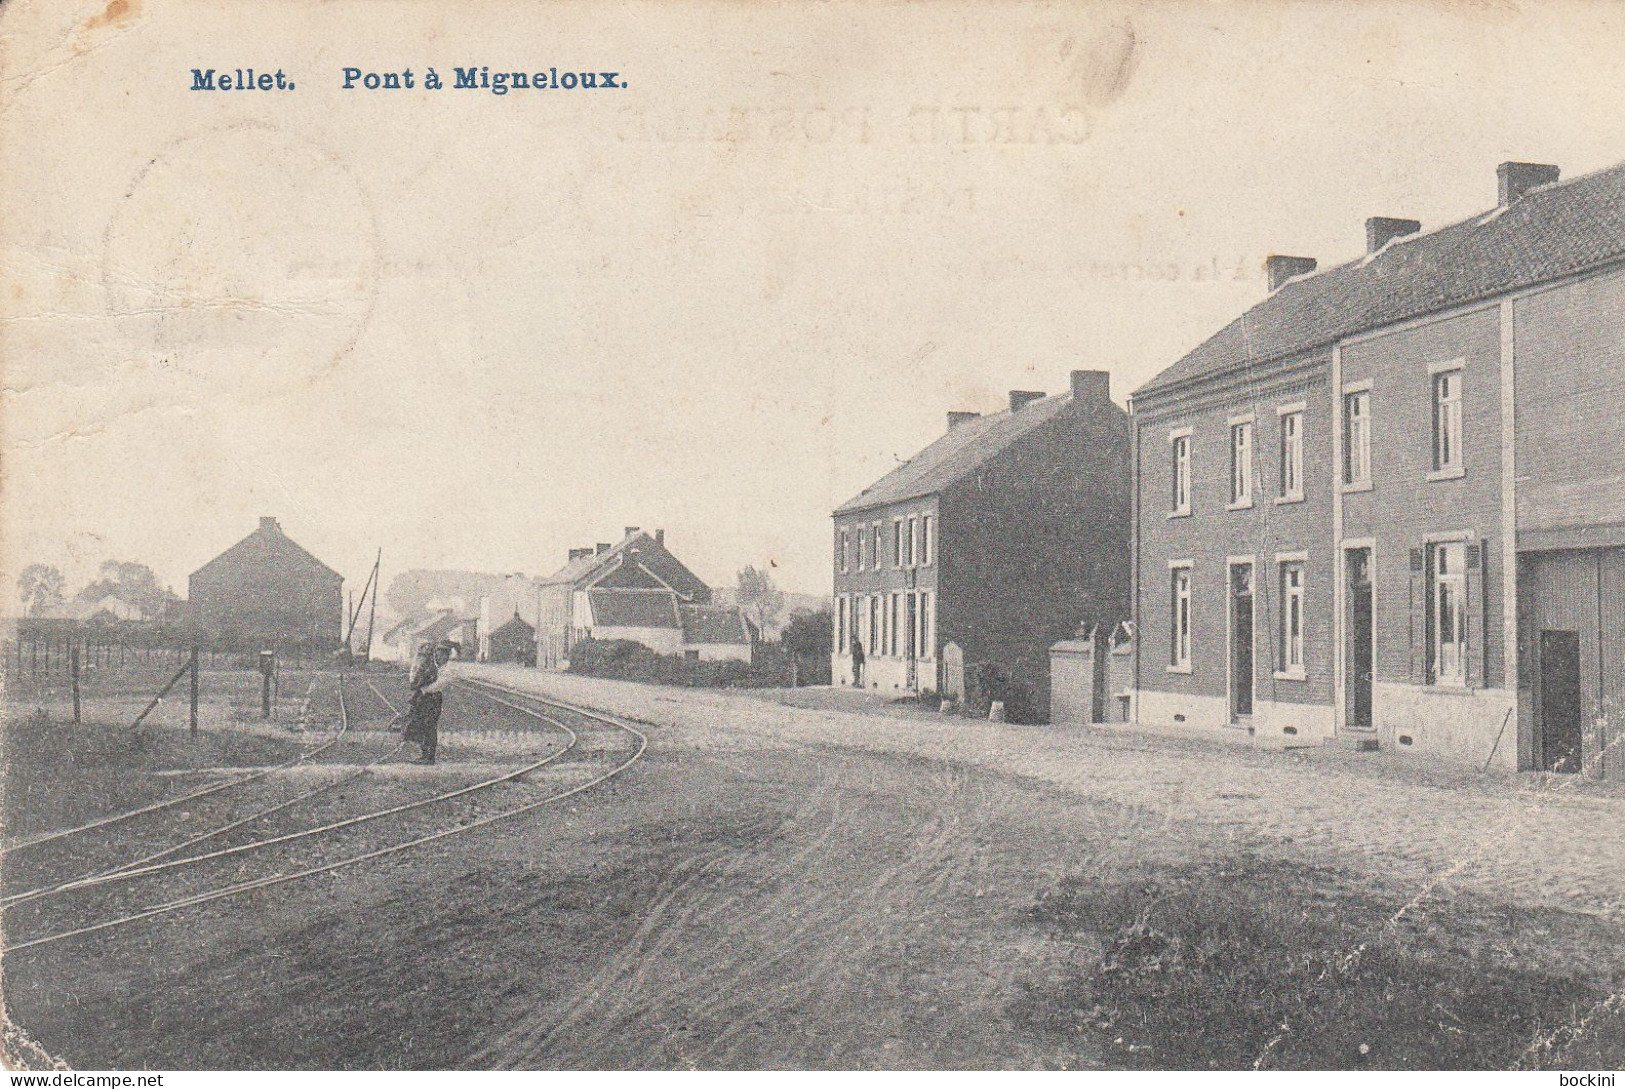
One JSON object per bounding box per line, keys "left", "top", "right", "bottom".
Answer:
{"left": 71, "top": 593, "right": 145, "bottom": 624}
{"left": 831, "top": 371, "right": 1131, "bottom": 719}
{"left": 486, "top": 612, "right": 537, "bottom": 665}
{"left": 188, "top": 517, "right": 343, "bottom": 651}
{"left": 477, "top": 573, "right": 542, "bottom": 660}
{"left": 534, "top": 526, "right": 751, "bottom": 666}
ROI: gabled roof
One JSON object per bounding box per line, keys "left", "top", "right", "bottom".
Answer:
{"left": 191, "top": 520, "right": 342, "bottom": 582}
{"left": 1137, "top": 159, "right": 1625, "bottom": 398}
{"left": 541, "top": 531, "right": 708, "bottom": 600}
{"left": 489, "top": 612, "right": 535, "bottom": 638}
{"left": 679, "top": 603, "right": 751, "bottom": 645}
{"left": 835, "top": 392, "right": 1076, "bottom": 514}
{"left": 588, "top": 589, "right": 681, "bottom": 629}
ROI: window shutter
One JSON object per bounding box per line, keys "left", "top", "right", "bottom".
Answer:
{"left": 1409, "top": 547, "right": 1427, "bottom": 685}
{"left": 1465, "top": 540, "right": 1485, "bottom": 689}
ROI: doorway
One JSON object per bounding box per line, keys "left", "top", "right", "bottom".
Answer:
{"left": 1539, "top": 629, "right": 1582, "bottom": 773}
{"left": 1344, "top": 547, "right": 1374, "bottom": 731}
{"left": 1229, "top": 562, "right": 1254, "bottom": 722}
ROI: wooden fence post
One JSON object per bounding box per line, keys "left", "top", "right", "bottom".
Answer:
{"left": 71, "top": 647, "right": 81, "bottom": 724}
{"left": 190, "top": 645, "right": 200, "bottom": 737}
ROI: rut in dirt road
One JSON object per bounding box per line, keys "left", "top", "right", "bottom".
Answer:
{"left": 473, "top": 758, "right": 996, "bottom": 1069}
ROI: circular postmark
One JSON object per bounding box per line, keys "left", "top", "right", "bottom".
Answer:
{"left": 99, "top": 120, "right": 381, "bottom": 396}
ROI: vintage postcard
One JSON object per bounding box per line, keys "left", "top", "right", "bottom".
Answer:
{"left": 2, "top": 0, "right": 1623, "bottom": 1075}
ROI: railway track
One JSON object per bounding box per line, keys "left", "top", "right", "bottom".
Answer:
{"left": 1, "top": 676, "right": 647, "bottom": 954}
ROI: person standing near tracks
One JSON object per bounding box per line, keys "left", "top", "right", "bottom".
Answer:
{"left": 404, "top": 642, "right": 457, "bottom": 764}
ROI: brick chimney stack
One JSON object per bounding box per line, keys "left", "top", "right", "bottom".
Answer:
{"left": 1497, "top": 161, "right": 1559, "bottom": 207}
{"left": 1069, "top": 369, "right": 1111, "bottom": 404}
{"left": 1009, "top": 390, "right": 1045, "bottom": 412}
{"left": 947, "top": 411, "right": 981, "bottom": 431}
{"left": 568, "top": 547, "right": 593, "bottom": 562}
{"left": 655, "top": 528, "right": 665, "bottom": 547}
{"left": 259, "top": 516, "right": 280, "bottom": 533}
{"left": 595, "top": 542, "right": 611, "bottom": 555}
{"left": 624, "top": 526, "right": 641, "bottom": 538}
{"left": 1365, "top": 216, "right": 1421, "bottom": 254}
{"left": 1265, "top": 255, "right": 1318, "bottom": 292}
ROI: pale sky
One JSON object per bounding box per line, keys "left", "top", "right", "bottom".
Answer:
{"left": 6, "top": 0, "right": 1625, "bottom": 604}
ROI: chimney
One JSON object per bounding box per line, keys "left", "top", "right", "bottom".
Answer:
{"left": 1265, "top": 255, "right": 1317, "bottom": 292}
{"left": 1365, "top": 216, "right": 1421, "bottom": 254}
{"left": 595, "top": 542, "right": 611, "bottom": 555}
{"left": 1069, "top": 369, "right": 1111, "bottom": 405}
{"left": 655, "top": 528, "right": 665, "bottom": 547}
{"left": 568, "top": 547, "right": 593, "bottom": 562}
{"left": 1009, "top": 390, "right": 1045, "bottom": 412}
{"left": 1498, "top": 161, "right": 1559, "bottom": 206}
{"left": 947, "top": 410, "right": 981, "bottom": 430}
{"left": 259, "top": 516, "right": 280, "bottom": 533}
{"left": 624, "top": 526, "right": 641, "bottom": 538}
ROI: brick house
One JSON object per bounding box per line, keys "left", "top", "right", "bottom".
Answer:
{"left": 188, "top": 516, "right": 343, "bottom": 652}
{"left": 831, "top": 370, "right": 1131, "bottom": 719}
{"left": 534, "top": 527, "right": 750, "bottom": 666}
{"left": 1131, "top": 160, "right": 1625, "bottom": 778}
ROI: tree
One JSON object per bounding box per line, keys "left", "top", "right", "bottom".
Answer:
{"left": 781, "top": 608, "right": 832, "bottom": 658}
{"left": 75, "top": 560, "right": 176, "bottom": 620}
{"left": 17, "top": 563, "right": 65, "bottom": 617}
{"left": 735, "top": 565, "right": 785, "bottom": 638}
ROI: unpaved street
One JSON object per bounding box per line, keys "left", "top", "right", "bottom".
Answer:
{"left": 6, "top": 670, "right": 1624, "bottom": 1070}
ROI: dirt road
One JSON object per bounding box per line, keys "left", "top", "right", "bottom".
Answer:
{"left": 5, "top": 670, "right": 1623, "bottom": 1069}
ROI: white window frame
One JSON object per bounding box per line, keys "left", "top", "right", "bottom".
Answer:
{"left": 892, "top": 519, "right": 904, "bottom": 569}
{"left": 867, "top": 595, "right": 880, "bottom": 656}
{"left": 1428, "top": 538, "right": 1468, "bottom": 687}
{"left": 1169, "top": 428, "right": 1193, "bottom": 518}
{"left": 1342, "top": 382, "right": 1373, "bottom": 491}
{"left": 1228, "top": 415, "right": 1255, "bottom": 510}
{"left": 1275, "top": 552, "right": 1308, "bottom": 680}
{"left": 906, "top": 515, "right": 918, "bottom": 568}
{"left": 870, "top": 523, "right": 882, "bottom": 571}
{"left": 1167, "top": 560, "right": 1194, "bottom": 673}
{"left": 1276, "top": 403, "right": 1305, "bottom": 503}
{"left": 921, "top": 515, "right": 934, "bottom": 567}
{"left": 1428, "top": 359, "right": 1466, "bottom": 481}
{"left": 838, "top": 528, "right": 850, "bottom": 574}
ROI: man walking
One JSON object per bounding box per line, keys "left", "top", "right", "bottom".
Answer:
{"left": 850, "top": 633, "right": 866, "bottom": 688}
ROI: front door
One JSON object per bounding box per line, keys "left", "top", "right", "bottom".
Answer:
{"left": 1230, "top": 563, "right": 1254, "bottom": 720}
{"left": 1539, "top": 630, "right": 1583, "bottom": 773}
{"left": 1345, "top": 548, "right": 1374, "bottom": 731}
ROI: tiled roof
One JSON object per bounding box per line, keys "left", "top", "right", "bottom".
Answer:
{"left": 1136, "top": 160, "right": 1625, "bottom": 397}
{"left": 540, "top": 532, "right": 709, "bottom": 600}
{"left": 834, "top": 393, "right": 1075, "bottom": 514}
{"left": 191, "top": 522, "right": 342, "bottom": 581}
{"left": 588, "top": 589, "right": 681, "bottom": 629}
{"left": 679, "top": 604, "right": 750, "bottom": 645}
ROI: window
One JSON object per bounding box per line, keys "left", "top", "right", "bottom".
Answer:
{"left": 917, "top": 591, "right": 933, "bottom": 659}
{"left": 890, "top": 593, "right": 903, "bottom": 656}
{"left": 1278, "top": 561, "right": 1305, "bottom": 677}
{"left": 871, "top": 524, "right": 882, "bottom": 570}
{"left": 1170, "top": 431, "right": 1192, "bottom": 515}
{"left": 836, "top": 596, "right": 847, "bottom": 651}
{"left": 1169, "top": 565, "right": 1192, "bottom": 671}
{"left": 838, "top": 529, "right": 850, "bottom": 573}
{"left": 1343, "top": 389, "right": 1371, "bottom": 486}
{"left": 1432, "top": 367, "right": 1463, "bottom": 475}
{"left": 1229, "top": 420, "right": 1254, "bottom": 508}
{"left": 893, "top": 520, "right": 904, "bottom": 568}
{"left": 1278, "top": 410, "right": 1304, "bottom": 501}
{"left": 906, "top": 516, "right": 918, "bottom": 567}
{"left": 867, "top": 596, "right": 880, "bottom": 656}
{"left": 921, "top": 515, "right": 934, "bottom": 566}
{"left": 1429, "top": 541, "right": 1466, "bottom": 685}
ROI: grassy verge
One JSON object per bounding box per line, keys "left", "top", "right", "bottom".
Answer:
{"left": 1012, "top": 856, "right": 1625, "bottom": 1070}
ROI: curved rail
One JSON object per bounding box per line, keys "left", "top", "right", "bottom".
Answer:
{"left": 0, "top": 677, "right": 351, "bottom": 858}
{"left": 2, "top": 683, "right": 646, "bottom": 954}
{"left": 2, "top": 678, "right": 580, "bottom": 909}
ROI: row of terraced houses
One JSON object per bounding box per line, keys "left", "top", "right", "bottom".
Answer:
{"left": 832, "top": 160, "right": 1625, "bottom": 780}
